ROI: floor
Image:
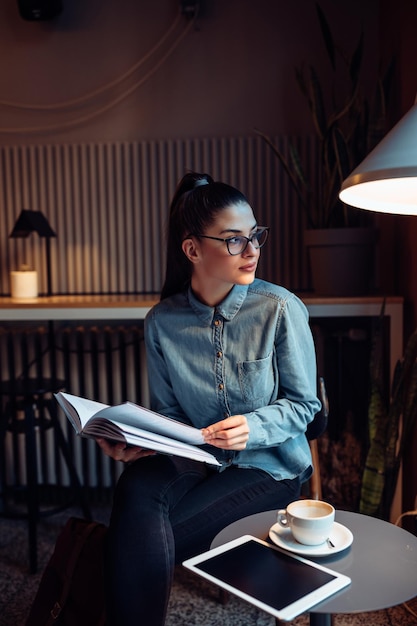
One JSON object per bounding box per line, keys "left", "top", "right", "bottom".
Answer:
{"left": 0, "top": 504, "right": 417, "bottom": 626}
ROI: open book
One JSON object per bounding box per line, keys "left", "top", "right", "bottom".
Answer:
{"left": 55, "top": 392, "right": 221, "bottom": 467}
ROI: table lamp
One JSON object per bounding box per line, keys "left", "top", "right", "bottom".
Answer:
{"left": 339, "top": 98, "right": 417, "bottom": 215}
{"left": 9, "top": 209, "right": 57, "bottom": 297}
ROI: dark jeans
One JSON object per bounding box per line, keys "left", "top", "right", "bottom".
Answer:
{"left": 104, "top": 455, "right": 301, "bottom": 626}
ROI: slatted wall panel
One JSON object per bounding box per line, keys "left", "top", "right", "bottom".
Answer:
{"left": 0, "top": 136, "right": 317, "bottom": 297}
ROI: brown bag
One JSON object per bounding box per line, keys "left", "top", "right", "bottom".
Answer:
{"left": 25, "top": 517, "right": 107, "bottom": 626}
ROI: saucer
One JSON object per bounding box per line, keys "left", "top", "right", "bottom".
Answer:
{"left": 269, "top": 521, "right": 353, "bottom": 556}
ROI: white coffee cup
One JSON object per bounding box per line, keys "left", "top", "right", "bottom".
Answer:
{"left": 277, "top": 499, "right": 335, "bottom": 546}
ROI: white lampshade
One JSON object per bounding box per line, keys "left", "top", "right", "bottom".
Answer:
{"left": 339, "top": 100, "right": 417, "bottom": 215}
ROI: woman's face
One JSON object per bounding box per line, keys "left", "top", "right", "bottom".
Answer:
{"left": 183, "top": 201, "right": 261, "bottom": 305}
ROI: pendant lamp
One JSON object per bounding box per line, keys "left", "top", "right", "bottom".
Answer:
{"left": 339, "top": 99, "right": 417, "bottom": 215}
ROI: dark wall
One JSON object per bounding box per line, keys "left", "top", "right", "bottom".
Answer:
{"left": 0, "top": 0, "right": 380, "bottom": 144}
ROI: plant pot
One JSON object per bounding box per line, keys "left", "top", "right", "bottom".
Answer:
{"left": 304, "top": 227, "right": 377, "bottom": 296}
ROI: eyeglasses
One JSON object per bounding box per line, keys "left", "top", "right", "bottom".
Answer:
{"left": 186, "top": 226, "right": 269, "bottom": 256}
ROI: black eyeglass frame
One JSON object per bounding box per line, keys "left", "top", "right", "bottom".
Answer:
{"left": 185, "top": 226, "right": 269, "bottom": 256}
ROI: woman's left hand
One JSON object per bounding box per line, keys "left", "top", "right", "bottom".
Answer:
{"left": 95, "top": 437, "right": 156, "bottom": 463}
{"left": 202, "top": 415, "right": 249, "bottom": 450}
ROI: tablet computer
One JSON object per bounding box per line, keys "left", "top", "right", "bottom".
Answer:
{"left": 183, "top": 535, "right": 351, "bottom": 622}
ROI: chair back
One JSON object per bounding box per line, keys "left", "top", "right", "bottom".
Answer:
{"left": 306, "top": 376, "right": 329, "bottom": 501}
{"left": 306, "top": 376, "right": 329, "bottom": 442}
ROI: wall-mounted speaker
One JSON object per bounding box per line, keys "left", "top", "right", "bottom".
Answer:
{"left": 18, "top": 0, "right": 62, "bottom": 20}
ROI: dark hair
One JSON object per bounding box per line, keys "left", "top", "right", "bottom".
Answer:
{"left": 160, "top": 172, "right": 249, "bottom": 300}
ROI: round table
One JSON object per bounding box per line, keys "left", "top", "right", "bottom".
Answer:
{"left": 211, "top": 510, "right": 417, "bottom": 626}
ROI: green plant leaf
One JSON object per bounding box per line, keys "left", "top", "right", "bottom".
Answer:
{"left": 349, "top": 30, "right": 364, "bottom": 86}
{"left": 308, "top": 66, "right": 327, "bottom": 139}
{"left": 363, "top": 317, "right": 417, "bottom": 520}
{"left": 315, "top": 2, "right": 335, "bottom": 71}
{"left": 294, "top": 65, "right": 309, "bottom": 102}
{"left": 333, "top": 126, "right": 352, "bottom": 181}
{"left": 253, "top": 129, "right": 316, "bottom": 228}
{"left": 360, "top": 304, "right": 389, "bottom": 517}
{"left": 256, "top": 3, "right": 392, "bottom": 229}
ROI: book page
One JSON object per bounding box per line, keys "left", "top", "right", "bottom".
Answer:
{"left": 57, "top": 393, "right": 110, "bottom": 431}
{"left": 93, "top": 401, "right": 205, "bottom": 445}
{"left": 56, "top": 392, "right": 219, "bottom": 466}
{"left": 82, "top": 418, "right": 220, "bottom": 466}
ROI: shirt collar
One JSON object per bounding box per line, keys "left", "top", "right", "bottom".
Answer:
{"left": 187, "top": 284, "right": 249, "bottom": 325}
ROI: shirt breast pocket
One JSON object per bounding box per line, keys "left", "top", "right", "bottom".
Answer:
{"left": 237, "top": 352, "right": 274, "bottom": 403}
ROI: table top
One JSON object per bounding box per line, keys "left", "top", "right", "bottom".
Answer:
{"left": 0, "top": 294, "right": 403, "bottom": 308}
{"left": 0, "top": 294, "right": 160, "bottom": 320}
{"left": 0, "top": 294, "right": 403, "bottom": 321}
{"left": 211, "top": 509, "right": 417, "bottom": 615}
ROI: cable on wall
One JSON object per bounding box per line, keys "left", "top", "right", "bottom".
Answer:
{"left": 0, "top": 8, "right": 197, "bottom": 133}
{"left": 0, "top": 12, "right": 183, "bottom": 111}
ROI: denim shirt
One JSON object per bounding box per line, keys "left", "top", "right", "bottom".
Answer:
{"left": 144, "top": 278, "right": 321, "bottom": 481}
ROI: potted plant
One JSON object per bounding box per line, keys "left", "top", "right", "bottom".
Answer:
{"left": 256, "top": 3, "right": 393, "bottom": 295}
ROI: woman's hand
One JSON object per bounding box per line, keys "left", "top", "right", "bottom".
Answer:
{"left": 202, "top": 415, "right": 249, "bottom": 450}
{"left": 96, "top": 438, "right": 156, "bottom": 463}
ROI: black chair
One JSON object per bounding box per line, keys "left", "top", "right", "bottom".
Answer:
{"left": 0, "top": 377, "right": 91, "bottom": 573}
{"left": 305, "top": 376, "right": 329, "bottom": 500}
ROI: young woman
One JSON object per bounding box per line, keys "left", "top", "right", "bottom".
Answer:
{"left": 97, "top": 172, "right": 321, "bottom": 626}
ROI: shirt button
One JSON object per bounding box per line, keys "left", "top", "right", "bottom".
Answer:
{"left": 217, "top": 351, "right": 223, "bottom": 358}
{"left": 218, "top": 383, "right": 224, "bottom": 390}
{"left": 214, "top": 319, "right": 221, "bottom": 326}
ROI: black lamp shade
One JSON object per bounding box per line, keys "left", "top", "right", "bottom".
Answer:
{"left": 9, "top": 209, "right": 56, "bottom": 238}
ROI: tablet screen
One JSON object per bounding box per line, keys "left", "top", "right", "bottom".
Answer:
{"left": 183, "top": 535, "right": 351, "bottom": 621}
